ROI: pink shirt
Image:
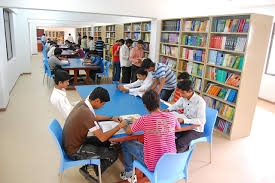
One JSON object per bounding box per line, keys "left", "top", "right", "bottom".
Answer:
{"left": 129, "top": 47, "right": 144, "bottom": 67}
{"left": 131, "top": 112, "right": 181, "bottom": 171}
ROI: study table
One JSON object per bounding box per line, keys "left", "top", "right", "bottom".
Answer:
{"left": 59, "top": 45, "right": 69, "bottom": 50}
{"left": 61, "top": 50, "right": 76, "bottom": 58}
{"left": 62, "top": 58, "right": 100, "bottom": 85}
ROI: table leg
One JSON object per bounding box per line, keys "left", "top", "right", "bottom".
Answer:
{"left": 86, "top": 70, "right": 90, "bottom": 85}
{"left": 74, "top": 70, "right": 78, "bottom": 85}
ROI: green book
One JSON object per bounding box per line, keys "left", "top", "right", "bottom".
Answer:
{"left": 238, "top": 57, "right": 244, "bottom": 70}
{"left": 213, "top": 19, "right": 218, "bottom": 32}
{"left": 233, "top": 56, "right": 240, "bottom": 69}
{"left": 192, "top": 63, "right": 198, "bottom": 75}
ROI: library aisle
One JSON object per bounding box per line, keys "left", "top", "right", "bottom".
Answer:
{"left": 0, "top": 54, "right": 274, "bottom": 183}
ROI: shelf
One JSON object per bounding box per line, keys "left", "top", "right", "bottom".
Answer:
{"left": 161, "top": 31, "right": 180, "bottom": 33}
{"left": 203, "top": 92, "right": 236, "bottom": 107}
{"left": 161, "top": 42, "right": 179, "bottom": 46}
{"left": 141, "top": 31, "right": 151, "bottom": 33}
{"left": 214, "top": 128, "right": 230, "bottom": 139}
{"left": 211, "top": 32, "right": 248, "bottom": 35}
{"left": 144, "top": 51, "right": 150, "bottom": 53}
{"left": 205, "top": 78, "right": 239, "bottom": 90}
{"left": 124, "top": 31, "right": 131, "bottom": 32}
{"left": 179, "top": 58, "right": 205, "bottom": 64}
{"left": 209, "top": 48, "right": 245, "bottom": 54}
{"left": 207, "top": 63, "right": 242, "bottom": 73}
{"left": 217, "top": 114, "right": 233, "bottom": 123}
{"left": 190, "top": 73, "right": 203, "bottom": 79}
{"left": 194, "top": 88, "right": 202, "bottom": 94}
{"left": 180, "top": 45, "right": 206, "bottom": 49}
{"left": 132, "top": 31, "right": 141, "bottom": 32}
{"left": 160, "top": 54, "right": 178, "bottom": 59}
{"left": 181, "top": 31, "right": 208, "bottom": 34}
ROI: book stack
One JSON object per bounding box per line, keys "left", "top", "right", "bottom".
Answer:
{"left": 143, "top": 23, "right": 151, "bottom": 31}
{"left": 162, "top": 33, "right": 179, "bottom": 44}
{"left": 215, "top": 118, "right": 232, "bottom": 134}
{"left": 161, "top": 45, "right": 179, "bottom": 57}
{"left": 133, "top": 24, "right": 141, "bottom": 31}
{"left": 183, "top": 20, "right": 209, "bottom": 32}
{"left": 133, "top": 33, "right": 141, "bottom": 40}
{"left": 160, "top": 56, "right": 177, "bottom": 70}
{"left": 210, "top": 36, "right": 247, "bottom": 52}
{"left": 182, "top": 35, "right": 207, "bottom": 47}
{"left": 192, "top": 77, "right": 202, "bottom": 91}
{"left": 143, "top": 43, "right": 150, "bottom": 52}
{"left": 208, "top": 50, "right": 244, "bottom": 70}
{"left": 182, "top": 48, "right": 205, "bottom": 62}
{"left": 212, "top": 18, "right": 250, "bottom": 33}
{"left": 162, "top": 20, "right": 181, "bottom": 31}
{"left": 124, "top": 24, "right": 131, "bottom": 31}
{"left": 205, "top": 83, "right": 238, "bottom": 103}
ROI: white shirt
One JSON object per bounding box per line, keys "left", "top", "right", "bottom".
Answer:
{"left": 84, "top": 97, "right": 100, "bottom": 133}
{"left": 67, "top": 35, "right": 74, "bottom": 43}
{"left": 168, "top": 92, "right": 206, "bottom": 132}
{"left": 124, "top": 72, "right": 153, "bottom": 97}
{"left": 50, "top": 87, "right": 73, "bottom": 120}
{"left": 119, "top": 44, "right": 132, "bottom": 67}
{"left": 89, "top": 40, "right": 95, "bottom": 50}
{"left": 47, "top": 46, "right": 56, "bottom": 58}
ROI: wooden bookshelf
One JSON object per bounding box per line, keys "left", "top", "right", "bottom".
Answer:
{"left": 123, "top": 21, "right": 151, "bottom": 58}
{"left": 94, "top": 26, "right": 102, "bottom": 42}
{"left": 159, "top": 14, "right": 273, "bottom": 140}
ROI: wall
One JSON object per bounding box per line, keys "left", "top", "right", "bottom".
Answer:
{"left": 29, "top": 22, "right": 38, "bottom": 55}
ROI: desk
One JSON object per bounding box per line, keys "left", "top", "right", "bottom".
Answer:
{"left": 59, "top": 45, "right": 69, "bottom": 50}
{"left": 62, "top": 58, "right": 100, "bottom": 85}
{"left": 61, "top": 50, "right": 76, "bottom": 58}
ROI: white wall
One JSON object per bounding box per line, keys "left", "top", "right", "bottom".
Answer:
{"left": 29, "top": 22, "right": 38, "bottom": 55}
{"left": 0, "top": 8, "right": 31, "bottom": 109}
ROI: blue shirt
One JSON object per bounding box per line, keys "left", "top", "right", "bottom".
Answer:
{"left": 152, "top": 63, "right": 177, "bottom": 90}
{"left": 92, "top": 55, "right": 104, "bottom": 73}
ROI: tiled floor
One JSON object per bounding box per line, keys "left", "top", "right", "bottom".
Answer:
{"left": 0, "top": 54, "right": 275, "bottom": 183}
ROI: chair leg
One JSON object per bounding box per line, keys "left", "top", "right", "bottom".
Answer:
{"left": 98, "top": 165, "right": 102, "bottom": 183}
{"left": 210, "top": 142, "right": 212, "bottom": 164}
{"left": 131, "top": 167, "right": 135, "bottom": 183}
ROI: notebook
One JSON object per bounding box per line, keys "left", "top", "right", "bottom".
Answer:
{"left": 98, "top": 121, "right": 125, "bottom": 135}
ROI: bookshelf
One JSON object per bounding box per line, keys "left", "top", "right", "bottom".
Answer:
{"left": 123, "top": 21, "right": 151, "bottom": 58}
{"left": 94, "top": 26, "right": 102, "bottom": 42}
{"left": 45, "top": 31, "right": 64, "bottom": 45}
{"left": 159, "top": 14, "right": 273, "bottom": 140}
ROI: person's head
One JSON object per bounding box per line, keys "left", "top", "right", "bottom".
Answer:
{"left": 118, "top": 39, "right": 125, "bottom": 46}
{"left": 54, "top": 70, "right": 70, "bottom": 88}
{"left": 65, "top": 40, "right": 70, "bottom": 44}
{"left": 72, "top": 42, "right": 76, "bottom": 47}
{"left": 83, "top": 36, "right": 87, "bottom": 39}
{"left": 89, "top": 36, "right": 93, "bottom": 40}
{"left": 177, "top": 72, "right": 190, "bottom": 82}
{"left": 98, "top": 37, "right": 102, "bottom": 40}
{"left": 69, "top": 33, "right": 71, "bottom": 36}
{"left": 142, "top": 90, "right": 160, "bottom": 112}
{"left": 177, "top": 79, "right": 194, "bottom": 99}
{"left": 54, "top": 48, "right": 62, "bottom": 57}
{"left": 141, "top": 58, "right": 155, "bottom": 72}
{"left": 136, "top": 68, "right": 148, "bottom": 81}
{"left": 88, "top": 50, "right": 98, "bottom": 58}
{"left": 125, "top": 39, "right": 133, "bottom": 47}
{"left": 43, "top": 34, "right": 45, "bottom": 36}
{"left": 52, "top": 42, "right": 57, "bottom": 47}
{"left": 89, "top": 87, "right": 110, "bottom": 109}
{"left": 75, "top": 44, "right": 81, "bottom": 49}
{"left": 137, "top": 40, "right": 143, "bottom": 49}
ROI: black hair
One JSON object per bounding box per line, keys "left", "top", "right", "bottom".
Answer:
{"left": 119, "top": 39, "right": 125, "bottom": 44}
{"left": 75, "top": 44, "right": 80, "bottom": 48}
{"left": 98, "top": 37, "right": 102, "bottom": 40}
{"left": 142, "top": 90, "right": 160, "bottom": 112}
{"left": 137, "top": 40, "right": 144, "bottom": 45}
{"left": 177, "top": 72, "right": 190, "bottom": 80}
{"left": 69, "top": 33, "right": 71, "bottom": 36}
{"left": 177, "top": 79, "right": 193, "bottom": 92}
{"left": 89, "top": 36, "right": 93, "bottom": 40}
{"left": 89, "top": 50, "right": 98, "bottom": 55}
{"left": 83, "top": 36, "right": 87, "bottom": 39}
{"left": 43, "top": 34, "right": 45, "bottom": 36}
{"left": 89, "top": 87, "right": 110, "bottom": 103}
{"left": 136, "top": 68, "right": 148, "bottom": 76}
{"left": 54, "top": 48, "right": 62, "bottom": 56}
{"left": 126, "top": 39, "right": 133, "bottom": 44}
{"left": 141, "top": 58, "right": 155, "bottom": 69}
{"left": 52, "top": 42, "right": 57, "bottom": 45}
{"left": 54, "top": 70, "right": 71, "bottom": 85}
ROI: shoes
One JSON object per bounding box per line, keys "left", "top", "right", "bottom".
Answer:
{"left": 79, "top": 165, "right": 98, "bottom": 183}
{"left": 120, "top": 171, "right": 137, "bottom": 183}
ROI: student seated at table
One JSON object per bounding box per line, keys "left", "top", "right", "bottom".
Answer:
{"left": 47, "top": 42, "right": 58, "bottom": 58}
{"left": 84, "top": 50, "right": 104, "bottom": 81}
{"left": 116, "top": 68, "right": 153, "bottom": 97}
{"left": 73, "top": 44, "right": 85, "bottom": 58}
{"left": 163, "top": 79, "right": 206, "bottom": 152}
{"left": 62, "top": 87, "right": 127, "bottom": 182}
{"left": 45, "top": 41, "right": 53, "bottom": 53}
{"left": 68, "top": 42, "right": 76, "bottom": 51}
{"left": 120, "top": 90, "right": 181, "bottom": 182}
{"left": 141, "top": 58, "right": 177, "bottom": 101}
{"left": 48, "top": 48, "right": 69, "bottom": 73}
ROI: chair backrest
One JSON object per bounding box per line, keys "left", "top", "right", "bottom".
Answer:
{"left": 43, "top": 59, "right": 54, "bottom": 77}
{"left": 202, "top": 107, "right": 218, "bottom": 140}
{"left": 104, "top": 62, "right": 111, "bottom": 77}
{"left": 153, "top": 145, "right": 195, "bottom": 183}
{"left": 102, "top": 59, "right": 106, "bottom": 67}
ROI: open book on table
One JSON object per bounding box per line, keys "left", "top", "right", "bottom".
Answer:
{"left": 98, "top": 121, "right": 125, "bottom": 135}
{"left": 170, "top": 111, "right": 187, "bottom": 119}
{"left": 120, "top": 114, "right": 141, "bottom": 121}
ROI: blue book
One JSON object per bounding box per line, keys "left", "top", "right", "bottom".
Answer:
{"left": 227, "top": 90, "right": 237, "bottom": 102}
{"left": 242, "top": 19, "right": 250, "bottom": 32}
{"left": 209, "top": 50, "right": 218, "bottom": 64}
{"left": 216, "top": 52, "right": 223, "bottom": 66}
{"left": 196, "top": 49, "right": 203, "bottom": 61}
{"left": 191, "top": 21, "right": 196, "bottom": 31}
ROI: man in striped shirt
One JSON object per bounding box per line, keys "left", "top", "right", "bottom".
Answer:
{"left": 141, "top": 58, "right": 177, "bottom": 101}
{"left": 95, "top": 37, "right": 105, "bottom": 58}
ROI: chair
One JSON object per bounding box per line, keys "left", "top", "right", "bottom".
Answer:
{"left": 96, "top": 61, "right": 110, "bottom": 82}
{"left": 189, "top": 107, "right": 218, "bottom": 163}
{"left": 43, "top": 59, "right": 54, "bottom": 87}
{"left": 131, "top": 145, "right": 195, "bottom": 183}
{"left": 48, "top": 119, "right": 102, "bottom": 183}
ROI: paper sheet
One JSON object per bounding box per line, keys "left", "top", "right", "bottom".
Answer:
{"left": 170, "top": 111, "right": 187, "bottom": 119}
{"left": 98, "top": 121, "right": 126, "bottom": 135}
{"left": 120, "top": 114, "right": 141, "bottom": 121}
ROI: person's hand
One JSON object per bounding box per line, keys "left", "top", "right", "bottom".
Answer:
{"left": 162, "top": 109, "right": 169, "bottom": 112}
{"left": 178, "top": 118, "right": 184, "bottom": 124}
{"left": 111, "top": 116, "right": 122, "bottom": 122}
{"left": 130, "top": 117, "right": 137, "bottom": 124}
{"left": 119, "top": 120, "right": 127, "bottom": 128}
{"left": 117, "top": 85, "right": 124, "bottom": 91}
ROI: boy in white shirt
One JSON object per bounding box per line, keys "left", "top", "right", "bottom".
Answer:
{"left": 117, "top": 68, "right": 153, "bottom": 97}
{"left": 120, "top": 39, "right": 133, "bottom": 83}
{"left": 88, "top": 36, "right": 95, "bottom": 50}
{"left": 47, "top": 42, "right": 57, "bottom": 58}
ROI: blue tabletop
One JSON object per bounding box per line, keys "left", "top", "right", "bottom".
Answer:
{"left": 62, "top": 58, "right": 100, "bottom": 69}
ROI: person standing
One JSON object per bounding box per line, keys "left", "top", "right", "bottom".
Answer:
{"left": 130, "top": 40, "right": 144, "bottom": 82}
{"left": 41, "top": 34, "right": 46, "bottom": 45}
{"left": 81, "top": 36, "right": 88, "bottom": 53}
{"left": 112, "top": 39, "right": 124, "bottom": 81}
{"left": 76, "top": 33, "right": 81, "bottom": 45}
{"left": 67, "top": 33, "right": 74, "bottom": 43}
{"left": 88, "top": 36, "right": 95, "bottom": 51}
{"left": 120, "top": 39, "right": 133, "bottom": 83}
{"left": 95, "top": 37, "right": 105, "bottom": 58}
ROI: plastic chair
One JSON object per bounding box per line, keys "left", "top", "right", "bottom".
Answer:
{"left": 96, "top": 61, "right": 110, "bottom": 82}
{"left": 131, "top": 145, "right": 195, "bottom": 183}
{"left": 189, "top": 107, "right": 218, "bottom": 163}
{"left": 42, "top": 58, "right": 48, "bottom": 85}
{"left": 48, "top": 119, "right": 102, "bottom": 183}
{"left": 43, "top": 59, "right": 55, "bottom": 87}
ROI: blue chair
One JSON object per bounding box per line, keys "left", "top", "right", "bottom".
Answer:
{"left": 96, "top": 61, "right": 110, "bottom": 82}
{"left": 189, "top": 107, "right": 218, "bottom": 163}
{"left": 43, "top": 59, "right": 55, "bottom": 87}
{"left": 42, "top": 59, "right": 48, "bottom": 85}
{"left": 48, "top": 119, "right": 102, "bottom": 183}
{"left": 131, "top": 145, "right": 195, "bottom": 183}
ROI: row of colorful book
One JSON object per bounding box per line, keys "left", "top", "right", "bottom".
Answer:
{"left": 106, "top": 26, "right": 115, "bottom": 32}
{"left": 133, "top": 24, "right": 141, "bottom": 31}
{"left": 210, "top": 36, "right": 247, "bottom": 52}
{"left": 143, "top": 43, "right": 150, "bottom": 52}
{"left": 215, "top": 118, "right": 232, "bottom": 135}
{"left": 181, "top": 35, "right": 207, "bottom": 47}
{"left": 204, "top": 96, "right": 235, "bottom": 121}
{"left": 162, "top": 20, "right": 181, "bottom": 31}
{"left": 124, "top": 24, "right": 131, "bottom": 31}
{"left": 94, "top": 27, "right": 102, "bottom": 32}
{"left": 160, "top": 56, "right": 177, "bottom": 70}
{"left": 142, "top": 23, "right": 151, "bottom": 31}
{"left": 208, "top": 50, "right": 244, "bottom": 70}
{"left": 182, "top": 20, "right": 209, "bottom": 32}
{"left": 142, "top": 33, "right": 150, "bottom": 42}
{"left": 106, "top": 32, "right": 115, "bottom": 39}
{"left": 212, "top": 18, "right": 250, "bottom": 33}
{"left": 162, "top": 33, "right": 179, "bottom": 44}
{"left": 205, "top": 83, "right": 238, "bottom": 103}
{"left": 132, "top": 33, "right": 141, "bottom": 40}
{"left": 161, "top": 45, "right": 178, "bottom": 57}
{"left": 182, "top": 48, "right": 205, "bottom": 62}
{"left": 207, "top": 67, "right": 241, "bottom": 87}
{"left": 188, "top": 62, "right": 204, "bottom": 77}
{"left": 124, "top": 33, "right": 131, "bottom": 39}
{"left": 191, "top": 77, "right": 202, "bottom": 91}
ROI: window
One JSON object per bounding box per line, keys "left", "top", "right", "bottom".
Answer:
{"left": 266, "top": 23, "right": 275, "bottom": 76}
{"left": 3, "top": 9, "right": 13, "bottom": 61}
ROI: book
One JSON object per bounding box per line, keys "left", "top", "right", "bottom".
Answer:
{"left": 99, "top": 121, "right": 125, "bottom": 135}
{"left": 120, "top": 114, "right": 141, "bottom": 121}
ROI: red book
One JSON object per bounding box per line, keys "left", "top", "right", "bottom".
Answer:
{"left": 211, "top": 36, "right": 215, "bottom": 48}
{"left": 202, "top": 50, "right": 205, "bottom": 62}
{"left": 218, "top": 36, "right": 223, "bottom": 49}
{"left": 237, "top": 19, "right": 245, "bottom": 32}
